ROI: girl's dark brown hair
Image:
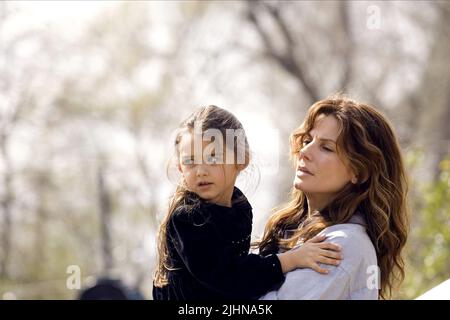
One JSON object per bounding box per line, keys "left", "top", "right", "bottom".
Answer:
{"left": 258, "top": 96, "right": 409, "bottom": 299}
{"left": 153, "top": 105, "right": 250, "bottom": 287}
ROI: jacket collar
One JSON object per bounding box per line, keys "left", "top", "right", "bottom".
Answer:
{"left": 197, "top": 187, "right": 252, "bottom": 213}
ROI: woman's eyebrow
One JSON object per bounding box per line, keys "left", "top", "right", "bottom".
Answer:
{"left": 306, "top": 132, "right": 336, "bottom": 143}
{"left": 318, "top": 138, "right": 337, "bottom": 144}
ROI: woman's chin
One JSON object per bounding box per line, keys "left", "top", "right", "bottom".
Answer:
{"left": 293, "top": 179, "right": 307, "bottom": 191}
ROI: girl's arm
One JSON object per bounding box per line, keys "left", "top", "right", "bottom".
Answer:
{"left": 277, "top": 234, "right": 343, "bottom": 274}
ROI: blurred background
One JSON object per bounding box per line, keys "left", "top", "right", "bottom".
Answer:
{"left": 0, "top": 0, "right": 449, "bottom": 300}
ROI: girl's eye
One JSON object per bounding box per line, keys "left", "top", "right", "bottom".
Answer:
{"left": 182, "top": 158, "right": 194, "bottom": 165}
{"left": 206, "top": 155, "right": 219, "bottom": 164}
{"left": 302, "top": 139, "right": 311, "bottom": 146}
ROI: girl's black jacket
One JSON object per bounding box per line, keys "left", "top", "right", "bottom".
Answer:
{"left": 152, "top": 187, "right": 284, "bottom": 300}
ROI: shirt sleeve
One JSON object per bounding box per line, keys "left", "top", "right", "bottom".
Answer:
{"left": 259, "top": 262, "right": 351, "bottom": 300}
{"left": 169, "top": 208, "right": 285, "bottom": 299}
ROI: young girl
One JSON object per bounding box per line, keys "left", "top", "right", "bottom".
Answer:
{"left": 152, "top": 105, "right": 342, "bottom": 300}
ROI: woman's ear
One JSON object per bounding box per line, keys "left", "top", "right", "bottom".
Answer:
{"left": 351, "top": 171, "right": 368, "bottom": 184}
{"left": 350, "top": 170, "right": 358, "bottom": 184}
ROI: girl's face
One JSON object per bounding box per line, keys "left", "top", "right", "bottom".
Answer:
{"left": 293, "top": 114, "right": 356, "bottom": 207}
{"left": 178, "top": 132, "right": 241, "bottom": 207}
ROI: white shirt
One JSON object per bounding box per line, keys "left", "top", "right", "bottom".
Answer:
{"left": 260, "top": 216, "right": 379, "bottom": 300}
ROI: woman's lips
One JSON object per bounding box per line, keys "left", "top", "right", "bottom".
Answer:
{"left": 297, "top": 168, "right": 314, "bottom": 176}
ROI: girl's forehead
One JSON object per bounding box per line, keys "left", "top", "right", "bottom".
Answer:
{"left": 178, "top": 132, "right": 220, "bottom": 155}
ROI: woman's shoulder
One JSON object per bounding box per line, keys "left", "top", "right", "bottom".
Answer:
{"left": 320, "top": 221, "right": 377, "bottom": 266}
{"left": 322, "top": 223, "right": 372, "bottom": 249}
{"left": 319, "top": 219, "right": 378, "bottom": 295}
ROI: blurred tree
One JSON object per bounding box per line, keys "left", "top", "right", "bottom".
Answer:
{"left": 408, "top": 2, "right": 450, "bottom": 182}
{"left": 246, "top": 1, "right": 354, "bottom": 103}
{"left": 401, "top": 155, "right": 450, "bottom": 298}
{"left": 97, "top": 158, "right": 113, "bottom": 273}
{"left": 0, "top": 2, "right": 42, "bottom": 279}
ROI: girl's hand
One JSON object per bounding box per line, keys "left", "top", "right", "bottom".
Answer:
{"left": 278, "top": 234, "right": 343, "bottom": 274}
{"left": 296, "top": 234, "right": 342, "bottom": 274}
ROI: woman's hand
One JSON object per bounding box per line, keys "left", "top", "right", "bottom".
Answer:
{"left": 278, "top": 234, "right": 342, "bottom": 274}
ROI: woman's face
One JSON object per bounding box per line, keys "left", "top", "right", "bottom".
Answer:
{"left": 294, "top": 114, "right": 356, "bottom": 205}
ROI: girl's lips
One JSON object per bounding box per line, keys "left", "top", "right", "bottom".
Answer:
{"left": 198, "top": 182, "right": 213, "bottom": 188}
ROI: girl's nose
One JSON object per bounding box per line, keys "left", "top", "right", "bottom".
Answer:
{"left": 196, "top": 164, "right": 208, "bottom": 176}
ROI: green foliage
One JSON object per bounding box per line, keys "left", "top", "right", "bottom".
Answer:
{"left": 399, "top": 153, "right": 450, "bottom": 299}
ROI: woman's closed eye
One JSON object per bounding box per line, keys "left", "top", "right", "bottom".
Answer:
{"left": 321, "top": 145, "right": 334, "bottom": 152}
{"left": 303, "top": 138, "right": 334, "bottom": 152}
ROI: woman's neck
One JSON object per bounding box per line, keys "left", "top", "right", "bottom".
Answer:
{"left": 306, "top": 193, "right": 334, "bottom": 217}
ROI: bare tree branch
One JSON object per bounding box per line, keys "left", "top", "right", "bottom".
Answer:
{"left": 246, "top": 1, "right": 320, "bottom": 102}
{"left": 97, "top": 159, "right": 113, "bottom": 273}
{"left": 337, "top": 1, "right": 353, "bottom": 91}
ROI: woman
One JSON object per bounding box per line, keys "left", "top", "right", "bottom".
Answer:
{"left": 259, "top": 97, "right": 409, "bottom": 300}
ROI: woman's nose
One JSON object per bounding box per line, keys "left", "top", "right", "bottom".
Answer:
{"left": 299, "top": 145, "right": 312, "bottom": 161}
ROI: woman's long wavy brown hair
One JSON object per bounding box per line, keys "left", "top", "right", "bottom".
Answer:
{"left": 153, "top": 105, "right": 250, "bottom": 287}
{"left": 258, "top": 97, "right": 409, "bottom": 299}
